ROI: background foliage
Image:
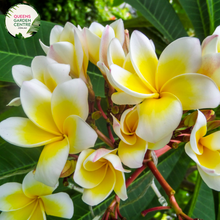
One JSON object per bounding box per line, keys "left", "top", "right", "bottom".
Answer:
{"left": 0, "top": 0, "right": 220, "bottom": 219}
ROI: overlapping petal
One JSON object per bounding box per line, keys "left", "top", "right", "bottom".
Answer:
{"left": 0, "top": 117, "right": 61, "bottom": 147}
{"left": 74, "top": 149, "right": 108, "bottom": 188}
{"left": 109, "top": 19, "right": 124, "bottom": 45}
{"left": 35, "top": 138, "right": 69, "bottom": 187}
{"left": 28, "top": 201, "right": 46, "bottom": 220}
{"left": 197, "top": 166, "right": 220, "bottom": 191}
{"left": 161, "top": 73, "right": 220, "bottom": 110}
{"left": 130, "top": 30, "right": 158, "bottom": 92}
{"left": 148, "top": 132, "right": 172, "bottom": 150}
{"left": 21, "top": 80, "right": 60, "bottom": 135}
{"left": 110, "top": 64, "right": 159, "bottom": 99}
{"left": 22, "top": 171, "right": 57, "bottom": 199}
{"left": 156, "top": 37, "right": 202, "bottom": 90}
{"left": 114, "top": 170, "right": 127, "bottom": 200}
{"left": 82, "top": 166, "right": 116, "bottom": 206}
{"left": 0, "top": 183, "right": 33, "bottom": 211}
{"left": 31, "top": 56, "right": 56, "bottom": 83}
{"left": 12, "top": 65, "right": 32, "bottom": 87}
{"left": 188, "top": 110, "right": 207, "bottom": 154}
{"left": 118, "top": 137, "right": 147, "bottom": 168}
{"left": 201, "top": 35, "right": 218, "bottom": 56}
{"left": 112, "top": 92, "right": 144, "bottom": 105}
{"left": 51, "top": 79, "right": 88, "bottom": 132}
{"left": 50, "top": 25, "right": 63, "bottom": 44}
{"left": 0, "top": 202, "right": 37, "bottom": 220}
{"left": 200, "top": 131, "right": 220, "bottom": 151}
{"left": 41, "top": 193, "right": 73, "bottom": 219}
{"left": 63, "top": 115, "right": 97, "bottom": 154}
{"left": 136, "top": 92, "right": 182, "bottom": 143}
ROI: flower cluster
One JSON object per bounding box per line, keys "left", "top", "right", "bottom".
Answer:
{"left": 1, "top": 18, "right": 220, "bottom": 219}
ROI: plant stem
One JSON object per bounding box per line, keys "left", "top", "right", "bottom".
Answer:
{"left": 141, "top": 206, "right": 171, "bottom": 217}
{"left": 96, "top": 97, "right": 108, "bottom": 120}
{"left": 94, "top": 127, "right": 115, "bottom": 149}
{"left": 146, "top": 150, "right": 194, "bottom": 220}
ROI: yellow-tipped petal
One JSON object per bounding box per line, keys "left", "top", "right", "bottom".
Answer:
{"left": 148, "top": 132, "right": 172, "bottom": 150}
{"left": 110, "top": 19, "right": 124, "bottom": 45}
{"left": 22, "top": 171, "right": 57, "bottom": 199}
{"left": 156, "top": 37, "right": 202, "bottom": 90}
{"left": 114, "top": 170, "right": 127, "bottom": 201}
{"left": 189, "top": 110, "right": 207, "bottom": 155}
{"left": 161, "top": 73, "right": 220, "bottom": 110}
{"left": 41, "top": 193, "right": 73, "bottom": 219}
{"left": 0, "top": 183, "right": 33, "bottom": 211}
{"left": 112, "top": 92, "right": 144, "bottom": 105}
{"left": 200, "top": 131, "right": 220, "bottom": 151}
{"left": 28, "top": 200, "right": 46, "bottom": 220}
{"left": 74, "top": 149, "right": 108, "bottom": 189}
{"left": 31, "top": 56, "right": 56, "bottom": 83}
{"left": 136, "top": 92, "right": 182, "bottom": 143}
{"left": 51, "top": 79, "right": 89, "bottom": 132}
{"left": 63, "top": 115, "right": 97, "bottom": 154}
{"left": 130, "top": 31, "right": 158, "bottom": 92}
{"left": 110, "top": 64, "right": 159, "bottom": 98}
{"left": 107, "top": 38, "right": 125, "bottom": 68}
{"left": 0, "top": 117, "right": 62, "bottom": 148}
{"left": 21, "top": 80, "right": 60, "bottom": 135}
{"left": 35, "top": 138, "right": 69, "bottom": 187}
{"left": 118, "top": 137, "right": 148, "bottom": 168}
{"left": 82, "top": 166, "right": 116, "bottom": 206}
{"left": 197, "top": 147, "right": 220, "bottom": 169}
{"left": 112, "top": 112, "right": 137, "bottom": 145}
{"left": 0, "top": 201, "right": 37, "bottom": 220}
{"left": 44, "top": 63, "right": 71, "bottom": 92}
{"left": 85, "top": 26, "right": 102, "bottom": 64}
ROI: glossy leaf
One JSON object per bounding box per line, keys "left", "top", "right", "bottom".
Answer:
{"left": 188, "top": 175, "right": 215, "bottom": 220}
{"left": 178, "top": 0, "right": 210, "bottom": 40}
{"left": 124, "top": 0, "right": 187, "bottom": 42}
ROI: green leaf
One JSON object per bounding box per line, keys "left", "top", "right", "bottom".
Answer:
{"left": 178, "top": 0, "right": 210, "bottom": 41}
{"left": 0, "top": 14, "right": 54, "bottom": 82}
{"left": 206, "top": 0, "right": 220, "bottom": 33}
{"left": 188, "top": 174, "right": 215, "bottom": 220}
{"left": 124, "top": 0, "right": 187, "bottom": 42}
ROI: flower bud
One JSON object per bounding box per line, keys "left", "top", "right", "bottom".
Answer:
{"left": 60, "top": 160, "right": 76, "bottom": 178}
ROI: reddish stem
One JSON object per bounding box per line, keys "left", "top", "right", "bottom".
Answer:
{"left": 97, "top": 97, "right": 108, "bottom": 120}
{"left": 95, "top": 127, "right": 115, "bottom": 149}
{"left": 154, "top": 145, "right": 171, "bottom": 158}
{"left": 146, "top": 150, "right": 194, "bottom": 220}
{"left": 69, "top": 154, "right": 78, "bottom": 159}
{"left": 107, "top": 123, "right": 115, "bottom": 144}
{"left": 126, "top": 164, "right": 147, "bottom": 188}
{"left": 141, "top": 206, "right": 171, "bottom": 217}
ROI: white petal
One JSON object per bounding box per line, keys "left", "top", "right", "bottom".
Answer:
{"left": 198, "top": 166, "right": 220, "bottom": 191}
{"left": 110, "top": 19, "right": 124, "bottom": 45}
{"left": 21, "top": 80, "right": 60, "bottom": 135}
{"left": 112, "top": 92, "right": 144, "bottom": 105}
{"left": 63, "top": 115, "right": 97, "bottom": 154}
{"left": 22, "top": 171, "right": 57, "bottom": 199}
{"left": 35, "top": 138, "right": 70, "bottom": 187}
{"left": 12, "top": 65, "right": 33, "bottom": 87}
{"left": 41, "top": 193, "right": 73, "bottom": 219}
{"left": 39, "top": 39, "right": 49, "bottom": 54}
{"left": 50, "top": 25, "right": 63, "bottom": 44}
{"left": 202, "top": 35, "right": 218, "bottom": 56}
{"left": 136, "top": 92, "right": 182, "bottom": 143}
{"left": 0, "top": 117, "right": 61, "bottom": 148}
{"left": 148, "top": 132, "right": 172, "bottom": 150}
{"left": 7, "top": 97, "right": 21, "bottom": 106}
{"left": 51, "top": 79, "right": 89, "bottom": 132}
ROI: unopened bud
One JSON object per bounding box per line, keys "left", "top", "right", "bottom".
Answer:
{"left": 92, "top": 111, "right": 102, "bottom": 120}
{"left": 122, "top": 29, "right": 129, "bottom": 55}
{"left": 200, "top": 109, "right": 215, "bottom": 121}
{"left": 184, "top": 111, "right": 198, "bottom": 127}
{"left": 60, "top": 160, "right": 76, "bottom": 178}
{"left": 111, "top": 105, "right": 119, "bottom": 114}
{"left": 207, "top": 120, "right": 220, "bottom": 131}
